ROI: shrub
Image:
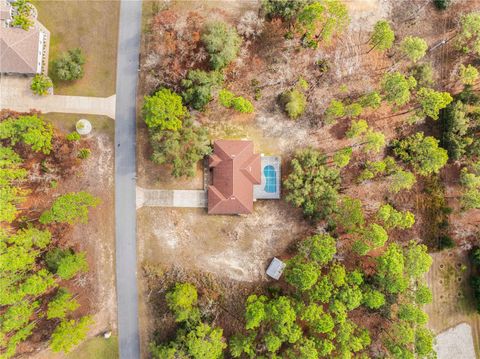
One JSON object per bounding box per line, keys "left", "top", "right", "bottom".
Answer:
{"left": 218, "top": 89, "right": 254, "bottom": 113}
{"left": 77, "top": 148, "right": 90, "bottom": 159}
{"left": 261, "top": 0, "right": 309, "bottom": 20}
{"left": 433, "top": 0, "right": 450, "bottom": 9}
{"left": 31, "top": 74, "right": 53, "bottom": 96}
{"left": 143, "top": 88, "right": 186, "bottom": 131}
{"left": 66, "top": 132, "right": 81, "bottom": 141}
{"left": 438, "top": 235, "right": 455, "bottom": 250}
{"left": 281, "top": 89, "right": 306, "bottom": 119}
{"left": 202, "top": 21, "right": 242, "bottom": 70}
{"left": 52, "top": 48, "right": 86, "bottom": 81}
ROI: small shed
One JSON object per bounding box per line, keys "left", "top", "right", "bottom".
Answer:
{"left": 266, "top": 257, "right": 286, "bottom": 280}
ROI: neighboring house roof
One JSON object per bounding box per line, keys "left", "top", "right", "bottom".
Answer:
{"left": 208, "top": 140, "right": 261, "bottom": 215}
{"left": 0, "top": 2, "right": 49, "bottom": 74}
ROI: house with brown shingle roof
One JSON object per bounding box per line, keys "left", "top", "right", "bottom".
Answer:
{"left": 208, "top": 140, "right": 262, "bottom": 215}
{"left": 0, "top": 1, "right": 50, "bottom": 75}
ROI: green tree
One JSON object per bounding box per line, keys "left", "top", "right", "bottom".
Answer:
{"left": 47, "top": 288, "right": 80, "bottom": 319}
{"left": 52, "top": 48, "right": 86, "bottom": 81}
{"left": 285, "top": 258, "right": 320, "bottom": 291}
{"left": 245, "top": 294, "right": 267, "bottom": 330}
{"left": 369, "top": 20, "right": 395, "bottom": 52}
{"left": 404, "top": 241, "right": 432, "bottom": 279}
{"left": 376, "top": 204, "right": 415, "bottom": 229}
{"left": 415, "top": 284, "right": 433, "bottom": 305}
{"left": 415, "top": 327, "right": 435, "bottom": 356}
{"left": 362, "top": 129, "right": 385, "bottom": 154}
{"left": 0, "top": 115, "right": 53, "bottom": 154}
{"left": 359, "top": 91, "right": 382, "bottom": 109}
{"left": 346, "top": 119, "right": 368, "bottom": 138}
{"left": 409, "top": 63, "right": 435, "bottom": 87}
{"left": 30, "top": 74, "right": 53, "bottom": 96}
{"left": 400, "top": 36, "right": 428, "bottom": 62}
{"left": 50, "top": 316, "right": 93, "bottom": 353}
{"left": 440, "top": 100, "right": 471, "bottom": 160}
{"left": 388, "top": 169, "right": 416, "bottom": 193}
{"left": 184, "top": 323, "right": 227, "bottom": 359}
{"left": 282, "top": 89, "right": 306, "bottom": 119}
{"left": 21, "top": 269, "right": 57, "bottom": 296}
{"left": 261, "top": 0, "right": 310, "bottom": 20}
{"left": 362, "top": 288, "right": 385, "bottom": 309}
{"left": 39, "top": 192, "right": 100, "bottom": 224}
{"left": 416, "top": 87, "right": 453, "bottom": 120}
{"left": 335, "top": 196, "right": 365, "bottom": 232}
{"left": 392, "top": 132, "right": 448, "bottom": 176}
{"left": 1, "top": 300, "right": 38, "bottom": 333}
{"left": 300, "top": 304, "right": 334, "bottom": 333}
{"left": 181, "top": 70, "right": 224, "bottom": 111}
{"left": 284, "top": 148, "right": 340, "bottom": 220}
{"left": 56, "top": 252, "right": 89, "bottom": 280}
{"left": 308, "top": 276, "right": 334, "bottom": 303}
{"left": 333, "top": 147, "right": 352, "bottom": 168}
{"left": 149, "top": 118, "right": 211, "bottom": 178}
{"left": 297, "top": 233, "right": 337, "bottom": 265}
{"left": 324, "top": 99, "right": 345, "bottom": 124}
{"left": 459, "top": 64, "right": 479, "bottom": 85}
{"left": 353, "top": 223, "right": 388, "bottom": 255}
{"left": 11, "top": 0, "right": 33, "bottom": 30}
{"left": 143, "top": 88, "right": 186, "bottom": 130}
{"left": 381, "top": 72, "right": 417, "bottom": 107}
{"left": 296, "top": 0, "right": 349, "bottom": 47}
{"left": 202, "top": 21, "right": 242, "bottom": 70}
{"left": 456, "top": 12, "right": 480, "bottom": 56}
{"left": 397, "top": 303, "right": 428, "bottom": 324}
{"left": 166, "top": 283, "right": 200, "bottom": 323}
{"left": 376, "top": 243, "right": 408, "bottom": 294}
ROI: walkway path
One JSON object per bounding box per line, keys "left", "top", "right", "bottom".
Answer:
{"left": 114, "top": 1, "right": 142, "bottom": 359}
{"left": 136, "top": 187, "right": 207, "bottom": 209}
{"left": 0, "top": 76, "right": 116, "bottom": 118}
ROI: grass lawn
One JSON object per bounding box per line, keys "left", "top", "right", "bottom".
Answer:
{"left": 67, "top": 336, "right": 118, "bottom": 359}
{"left": 43, "top": 112, "right": 114, "bottom": 138}
{"left": 32, "top": 1, "right": 120, "bottom": 97}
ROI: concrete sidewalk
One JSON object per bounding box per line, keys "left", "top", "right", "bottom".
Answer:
{"left": 136, "top": 187, "right": 207, "bottom": 209}
{"left": 0, "top": 76, "right": 116, "bottom": 118}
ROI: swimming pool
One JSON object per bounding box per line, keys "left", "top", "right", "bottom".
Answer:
{"left": 264, "top": 165, "right": 277, "bottom": 193}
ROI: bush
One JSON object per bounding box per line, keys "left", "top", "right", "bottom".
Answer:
{"left": 182, "top": 70, "right": 224, "bottom": 111}
{"left": 281, "top": 89, "right": 306, "bottom": 119}
{"left": 66, "top": 132, "right": 81, "bottom": 141}
{"left": 31, "top": 74, "right": 53, "bottom": 96}
{"left": 261, "top": 0, "right": 310, "bottom": 20}
{"left": 218, "top": 89, "right": 254, "bottom": 113}
{"left": 77, "top": 148, "right": 91, "bottom": 159}
{"left": 202, "top": 21, "right": 242, "bottom": 70}
{"left": 438, "top": 235, "right": 455, "bottom": 250}
{"left": 52, "top": 48, "right": 86, "bottom": 81}
{"left": 433, "top": 0, "right": 450, "bottom": 9}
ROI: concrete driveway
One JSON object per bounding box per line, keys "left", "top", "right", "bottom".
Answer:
{"left": 136, "top": 187, "right": 207, "bottom": 208}
{"left": 0, "top": 76, "right": 116, "bottom": 118}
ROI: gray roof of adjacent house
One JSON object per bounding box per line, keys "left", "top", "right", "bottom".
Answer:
{"left": 266, "top": 257, "right": 286, "bottom": 280}
{"left": 0, "top": 2, "right": 49, "bottom": 74}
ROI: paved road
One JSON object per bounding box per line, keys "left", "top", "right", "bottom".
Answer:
{"left": 0, "top": 76, "right": 116, "bottom": 118}
{"left": 114, "top": 1, "right": 142, "bottom": 359}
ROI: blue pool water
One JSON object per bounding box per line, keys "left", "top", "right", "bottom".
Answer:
{"left": 264, "top": 165, "right": 277, "bottom": 193}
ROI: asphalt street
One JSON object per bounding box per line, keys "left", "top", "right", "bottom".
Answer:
{"left": 114, "top": 1, "right": 142, "bottom": 358}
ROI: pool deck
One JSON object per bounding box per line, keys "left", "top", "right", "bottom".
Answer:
{"left": 254, "top": 156, "right": 281, "bottom": 200}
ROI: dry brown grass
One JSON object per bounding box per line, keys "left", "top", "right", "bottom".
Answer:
{"left": 32, "top": 1, "right": 119, "bottom": 97}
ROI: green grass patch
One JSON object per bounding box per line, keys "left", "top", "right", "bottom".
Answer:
{"left": 67, "top": 336, "right": 118, "bottom": 359}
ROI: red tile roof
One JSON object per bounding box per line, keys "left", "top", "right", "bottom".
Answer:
{"left": 208, "top": 140, "right": 261, "bottom": 214}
